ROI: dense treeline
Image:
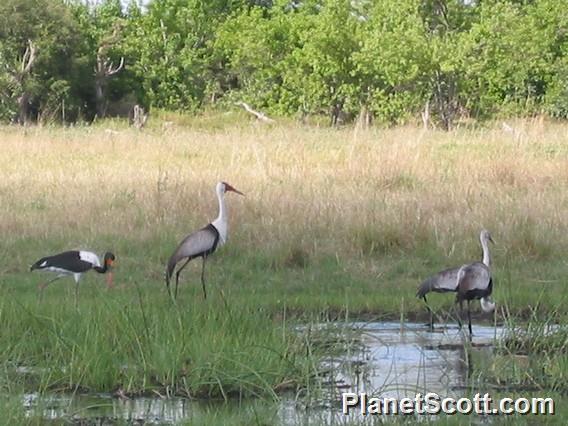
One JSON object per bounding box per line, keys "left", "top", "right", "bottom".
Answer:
{"left": 1, "top": 0, "right": 567, "bottom": 128}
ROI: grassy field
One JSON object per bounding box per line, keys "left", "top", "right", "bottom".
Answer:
{"left": 0, "top": 115, "right": 567, "bottom": 421}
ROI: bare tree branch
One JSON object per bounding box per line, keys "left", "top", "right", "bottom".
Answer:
{"left": 106, "top": 56, "right": 124, "bottom": 76}
{"left": 20, "top": 40, "right": 37, "bottom": 76}
{"left": 95, "top": 48, "right": 125, "bottom": 77}
{"left": 94, "top": 32, "right": 125, "bottom": 118}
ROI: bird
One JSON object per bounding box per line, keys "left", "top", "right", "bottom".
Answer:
{"left": 416, "top": 229, "right": 495, "bottom": 331}
{"left": 165, "top": 181, "right": 244, "bottom": 300}
{"left": 30, "top": 250, "right": 116, "bottom": 301}
{"left": 456, "top": 265, "right": 495, "bottom": 338}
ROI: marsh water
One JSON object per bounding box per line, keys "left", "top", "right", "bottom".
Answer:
{"left": 22, "top": 321, "right": 502, "bottom": 424}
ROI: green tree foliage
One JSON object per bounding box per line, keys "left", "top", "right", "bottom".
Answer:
{"left": 355, "top": 0, "right": 431, "bottom": 124}
{"left": 122, "top": 0, "right": 242, "bottom": 111}
{"left": 0, "top": 0, "right": 81, "bottom": 122}
{"left": 214, "top": 3, "right": 293, "bottom": 112}
{"left": 1, "top": 0, "right": 568, "bottom": 125}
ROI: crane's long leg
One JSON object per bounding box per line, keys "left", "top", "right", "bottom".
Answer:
{"left": 174, "top": 258, "right": 191, "bottom": 299}
{"left": 165, "top": 267, "right": 174, "bottom": 300}
{"left": 38, "top": 274, "right": 66, "bottom": 301}
{"left": 423, "top": 295, "right": 434, "bottom": 330}
{"left": 166, "top": 275, "right": 172, "bottom": 300}
{"left": 467, "top": 300, "right": 473, "bottom": 340}
{"left": 455, "top": 300, "right": 464, "bottom": 331}
{"left": 200, "top": 256, "right": 207, "bottom": 300}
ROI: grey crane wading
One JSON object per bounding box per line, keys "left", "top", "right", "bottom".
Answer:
{"left": 416, "top": 230, "right": 496, "bottom": 333}
{"left": 165, "top": 181, "right": 244, "bottom": 300}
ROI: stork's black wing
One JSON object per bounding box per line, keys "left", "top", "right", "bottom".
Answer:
{"left": 31, "top": 251, "right": 94, "bottom": 273}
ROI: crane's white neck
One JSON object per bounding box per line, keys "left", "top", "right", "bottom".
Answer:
{"left": 480, "top": 296, "right": 495, "bottom": 313}
{"left": 211, "top": 185, "right": 228, "bottom": 245}
{"left": 481, "top": 234, "right": 491, "bottom": 268}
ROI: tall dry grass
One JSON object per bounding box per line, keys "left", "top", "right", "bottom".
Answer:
{"left": 1, "top": 117, "right": 566, "bottom": 267}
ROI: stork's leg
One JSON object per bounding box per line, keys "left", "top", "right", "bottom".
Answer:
{"left": 174, "top": 258, "right": 191, "bottom": 299}
{"left": 74, "top": 274, "right": 81, "bottom": 308}
{"left": 200, "top": 256, "right": 207, "bottom": 300}
{"left": 423, "top": 296, "right": 434, "bottom": 330}
{"left": 38, "top": 274, "right": 65, "bottom": 301}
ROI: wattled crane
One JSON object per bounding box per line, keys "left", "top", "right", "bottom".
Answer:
{"left": 165, "top": 181, "right": 243, "bottom": 300}
{"left": 416, "top": 230, "right": 495, "bottom": 332}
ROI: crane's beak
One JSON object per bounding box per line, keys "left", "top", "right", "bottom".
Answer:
{"left": 226, "top": 184, "right": 244, "bottom": 196}
{"left": 489, "top": 235, "right": 495, "bottom": 244}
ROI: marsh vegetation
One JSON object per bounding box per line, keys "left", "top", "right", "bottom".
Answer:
{"left": 0, "top": 117, "right": 566, "bottom": 423}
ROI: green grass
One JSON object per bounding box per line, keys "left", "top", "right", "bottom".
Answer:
{"left": 2, "top": 236, "right": 565, "bottom": 397}
{"left": 0, "top": 284, "right": 318, "bottom": 398}
{"left": 0, "top": 119, "right": 567, "bottom": 422}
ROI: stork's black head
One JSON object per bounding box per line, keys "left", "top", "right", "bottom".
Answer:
{"left": 103, "top": 252, "right": 116, "bottom": 268}
{"left": 30, "top": 257, "right": 48, "bottom": 271}
{"left": 102, "top": 252, "right": 116, "bottom": 289}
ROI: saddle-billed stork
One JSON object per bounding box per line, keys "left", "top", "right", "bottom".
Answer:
{"left": 31, "top": 250, "right": 115, "bottom": 300}
{"left": 416, "top": 229, "right": 495, "bottom": 331}
{"left": 165, "top": 181, "right": 244, "bottom": 300}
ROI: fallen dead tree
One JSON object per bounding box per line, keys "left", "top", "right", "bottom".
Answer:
{"left": 234, "top": 102, "right": 275, "bottom": 123}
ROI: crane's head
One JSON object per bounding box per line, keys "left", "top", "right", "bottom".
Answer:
{"left": 103, "top": 252, "right": 116, "bottom": 289}
{"left": 218, "top": 181, "right": 244, "bottom": 196}
{"left": 480, "top": 229, "right": 494, "bottom": 245}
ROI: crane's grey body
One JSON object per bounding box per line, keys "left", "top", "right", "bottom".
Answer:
{"left": 456, "top": 259, "right": 494, "bottom": 338}
{"left": 417, "top": 230, "right": 495, "bottom": 332}
{"left": 456, "top": 261, "right": 492, "bottom": 303}
{"left": 416, "top": 266, "right": 460, "bottom": 298}
{"left": 165, "top": 182, "right": 243, "bottom": 300}
{"left": 167, "top": 224, "right": 221, "bottom": 271}
{"left": 166, "top": 224, "right": 220, "bottom": 299}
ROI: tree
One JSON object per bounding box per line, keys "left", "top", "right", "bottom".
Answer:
{"left": 282, "top": 0, "right": 362, "bottom": 124}
{"left": 122, "top": 0, "right": 241, "bottom": 112}
{"left": 0, "top": 0, "right": 81, "bottom": 123}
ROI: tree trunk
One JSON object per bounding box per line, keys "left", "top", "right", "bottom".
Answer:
{"left": 356, "top": 104, "right": 372, "bottom": 130}
{"left": 131, "top": 104, "right": 148, "bottom": 129}
{"left": 17, "top": 92, "right": 30, "bottom": 125}
{"left": 330, "top": 101, "right": 344, "bottom": 127}
{"left": 95, "top": 76, "right": 106, "bottom": 119}
{"left": 12, "top": 40, "right": 37, "bottom": 125}
{"left": 94, "top": 51, "right": 124, "bottom": 119}
{"left": 432, "top": 71, "right": 458, "bottom": 131}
